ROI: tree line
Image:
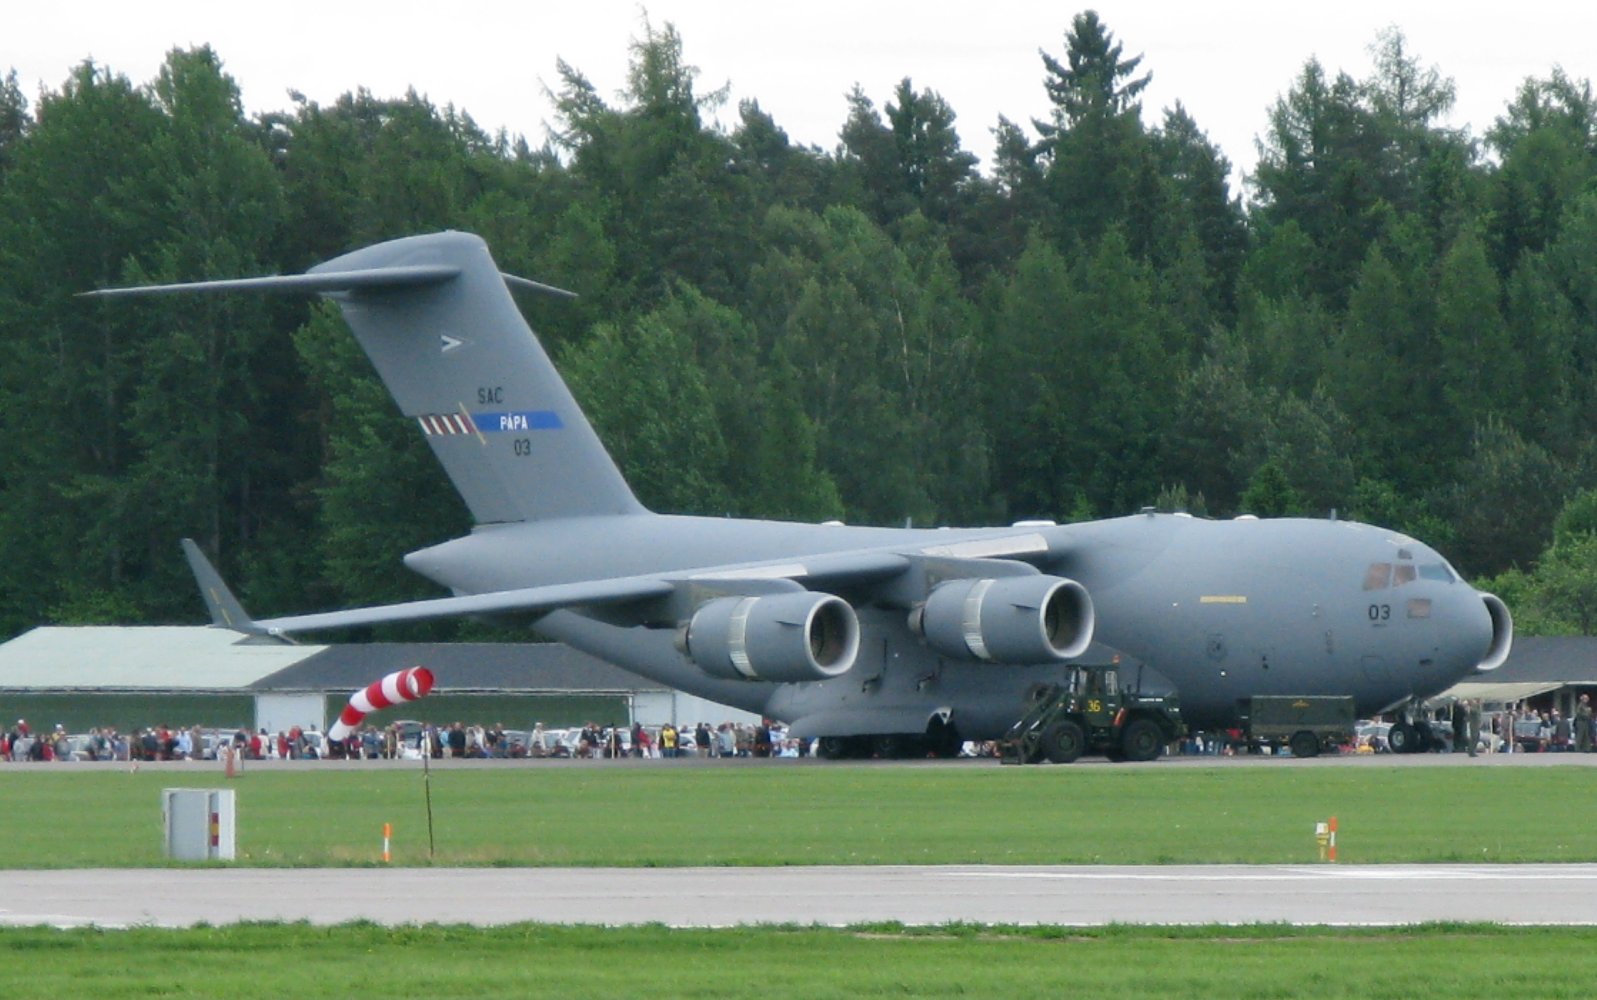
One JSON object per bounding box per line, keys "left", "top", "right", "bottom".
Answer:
{"left": 3, "top": 12, "right": 1596, "bottom": 639}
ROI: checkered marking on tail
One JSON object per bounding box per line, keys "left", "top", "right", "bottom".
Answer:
{"left": 418, "top": 412, "right": 478, "bottom": 436}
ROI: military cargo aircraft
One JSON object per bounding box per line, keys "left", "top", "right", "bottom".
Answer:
{"left": 89, "top": 231, "right": 1513, "bottom": 758}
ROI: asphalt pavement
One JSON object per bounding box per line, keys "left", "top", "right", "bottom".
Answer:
{"left": 5, "top": 863, "right": 1595, "bottom": 928}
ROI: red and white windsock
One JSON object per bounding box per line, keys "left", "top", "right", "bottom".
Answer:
{"left": 329, "top": 666, "right": 435, "bottom": 741}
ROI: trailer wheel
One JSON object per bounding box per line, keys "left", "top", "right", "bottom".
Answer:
{"left": 1120, "top": 718, "right": 1163, "bottom": 762}
{"left": 1041, "top": 719, "right": 1085, "bottom": 764}
{"left": 1289, "top": 730, "right": 1321, "bottom": 758}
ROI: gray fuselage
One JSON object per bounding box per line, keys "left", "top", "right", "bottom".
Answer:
{"left": 404, "top": 510, "right": 1502, "bottom": 738}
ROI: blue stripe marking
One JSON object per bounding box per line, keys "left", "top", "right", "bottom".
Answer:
{"left": 473, "top": 410, "right": 563, "bottom": 432}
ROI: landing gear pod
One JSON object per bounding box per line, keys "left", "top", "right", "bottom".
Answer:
{"left": 913, "top": 575, "right": 1094, "bottom": 664}
{"left": 683, "top": 592, "right": 860, "bottom": 682}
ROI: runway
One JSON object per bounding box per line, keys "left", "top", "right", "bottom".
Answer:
{"left": 5, "top": 863, "right": 1596, "bottom": 928}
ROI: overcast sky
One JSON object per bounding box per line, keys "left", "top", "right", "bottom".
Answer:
{"left": 9, "top": 1, "right": 1596, "bottom": 192}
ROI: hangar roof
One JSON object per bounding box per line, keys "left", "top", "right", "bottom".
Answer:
{"left": 1481, "top": 637, "right": 1597, "bottom": 684}
{"left": 0, "top": 626, "right": 324, "bottom": 690}
{"left": 1436, "top": 681, "right": 1564, "bottom": 705}
{"left": 0, "top": 627, "right": 666, "bottom": 694}
{"left": 1432, "top": 637, "right": 1597, "bottom": 704}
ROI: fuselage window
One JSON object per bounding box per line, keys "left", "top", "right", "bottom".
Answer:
{"left": 1418, "top": 563, "right": 1454, "bottom": 583}
{"left": 1363, "top": 562, "right": 1392, "bottom": 591}
{"left": 1407, "top": 598, "right": 1432, "bottom": 619}
{"left": 1393, "top": 564, "right": 1418, "bottom": 587}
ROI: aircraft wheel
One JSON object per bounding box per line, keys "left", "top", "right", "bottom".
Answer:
{"left": 1289, "top": 730, "right": 1321, "bottom": 758}
{"left": 1387, "top": 722, "right": 1417, "bottom": 754}
{"left": 1412, "top": 721, "right": 1435, "bottom": 753}
{"left": 1040, "top": 719, "right": 1085, "bottom": 764}
{"left": 1120, "top": 718, "right": 1163, "bottom": 762}
{"left": 872, "top": 734, "right": 911, "bottom": 759}
{"left": 817, "top": 736, "right": 854, "bottom": 760}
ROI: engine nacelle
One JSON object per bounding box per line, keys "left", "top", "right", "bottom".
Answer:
{"left": 913, "top": 575, "right": 1094, "bottom": 664}
{"left": 682, "top": 591, "right": 860, "bottom": 683}
{"left": 1477, "top": 592, "right": 1514, "bottom": 672}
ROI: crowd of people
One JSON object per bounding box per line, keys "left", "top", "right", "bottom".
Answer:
{"left": 554, "top": 720, "right": 807, "bottom": 758}
{"left": 11, "top": 698, "right": 1597, "bottom": 763}
{"left": 0, "top": 716, "right": 815, "bottom": 762}
{"left": 0, "top": 719, "right": 331, "bottom": 762}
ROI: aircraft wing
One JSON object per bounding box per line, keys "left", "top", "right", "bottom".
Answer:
{"left": 250, "top": 576, "right": 679, "bottom": 634}
{"left": 181, "top": 538, "right": 912, "bottom": 638}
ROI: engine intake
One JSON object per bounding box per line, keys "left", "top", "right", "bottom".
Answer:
{"left": 1477, "top": 592, "right": 1514, "bottom": 672}
{"left": 682, "top": 591, "right": 860, "bottom": 683}
{"left": 913, "top": 575, "right": 1094, "bottom": 664}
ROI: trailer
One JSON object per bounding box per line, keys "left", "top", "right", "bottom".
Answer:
{"left": 1245, "top": 695, "right": 1356, "bottom": 757}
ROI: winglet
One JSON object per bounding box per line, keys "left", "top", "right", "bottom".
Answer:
{"left": 180, "top": 538, "right": 267, "bottom": 636}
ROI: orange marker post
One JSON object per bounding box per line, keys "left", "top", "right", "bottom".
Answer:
{"left": 383, "top": 822, "right": 392, "bottom": 864}
{"left": 1328, "top": 816, "right": 1338, "bottom": 862}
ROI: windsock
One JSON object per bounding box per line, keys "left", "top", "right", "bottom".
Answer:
{"left": 329, "top": 666, "right": 435, "bottom": 741}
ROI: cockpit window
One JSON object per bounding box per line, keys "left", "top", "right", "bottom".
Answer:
{"left": 1368, "top": 560, "right": 1456, "bottom": 590}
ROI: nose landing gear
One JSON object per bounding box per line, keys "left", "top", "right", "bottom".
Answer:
{"left": 1387, "top": 708, "right": 1438, "bottom": 754}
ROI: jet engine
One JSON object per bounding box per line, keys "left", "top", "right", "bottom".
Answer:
{"left": 1476, "top": 592, "right": 1514, "bottom": 671}
{"left": 681, "top": 591, "right": 860, "bottom": 683}
{"left": 912, "top": 575, "right": 1094, "bottom": 664}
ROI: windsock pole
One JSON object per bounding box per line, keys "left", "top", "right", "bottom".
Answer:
{"left": 423, "top": 749, "right": 436, "bottom": 859}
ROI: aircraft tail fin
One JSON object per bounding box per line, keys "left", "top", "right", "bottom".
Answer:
{"left": 92, "top": 232, "right": 645, "bottom": 525}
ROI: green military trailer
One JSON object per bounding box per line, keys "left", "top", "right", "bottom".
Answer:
{"left": 999, "top": 664, "right": 1184, "bottom": 764}
{"left": 1244, "top": 695, "right": 1356, "bottom": 757}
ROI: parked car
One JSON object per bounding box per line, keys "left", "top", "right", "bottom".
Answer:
{"left": 1355, "top": 722, "right": 1390, "bottom": 753}
{"left": 1513, "top": 718, "right": 1548, "bottom": 753}
{"left": 60, "top": 733, "right": 96, "bottom": 761}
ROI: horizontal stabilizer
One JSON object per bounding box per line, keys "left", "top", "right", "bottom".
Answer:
{"left": 180, "top": 538, "right": 267, "bottom": 636}
{"left": 81, "top": 265, "right": 462, "bottom": 298}
{"left": 502, "top": 272, "right": 578, "bottom": 299}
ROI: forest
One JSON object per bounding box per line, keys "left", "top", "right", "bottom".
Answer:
{"left": 2, "top": 11, "right": 1596, "bottom": 640}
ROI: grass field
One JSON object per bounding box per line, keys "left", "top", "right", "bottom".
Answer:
{"left": 2, "top": 923, "right": 1596, "bottom": 999}
{"left": 2, "top": 760, "right": 1592, "bottom": 867}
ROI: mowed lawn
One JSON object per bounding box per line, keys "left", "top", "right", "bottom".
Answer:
{"left": 3, "top": 923, "right": 1597, "bottom": 999}
{"left": 1, "top": 761, "right": 1591, "bottom": 867}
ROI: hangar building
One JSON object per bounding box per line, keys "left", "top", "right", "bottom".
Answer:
{"left": 0, "top": 626, "right": 758, "bottom": 735}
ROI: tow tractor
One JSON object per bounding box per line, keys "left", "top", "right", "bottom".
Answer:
{"left": 999, "top": 664, "right": 1183, "bottom": 764}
